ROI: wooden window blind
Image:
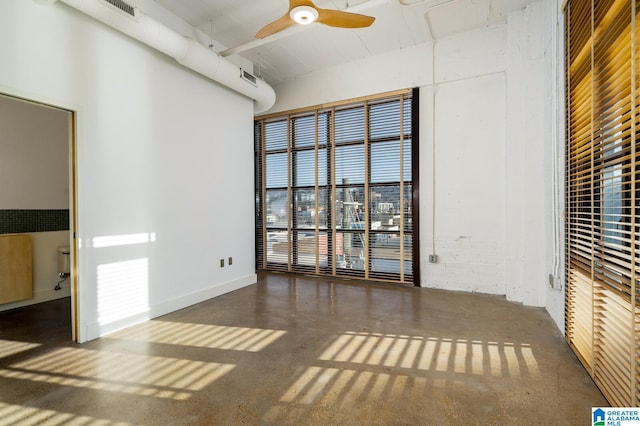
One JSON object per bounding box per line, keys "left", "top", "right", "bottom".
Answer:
{"left": 255, "top": 89, "right": 419, "bottom": 285}
{"left": 565, "top": 0, "right": 639, "bottom": 406}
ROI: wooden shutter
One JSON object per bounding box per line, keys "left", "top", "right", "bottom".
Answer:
{"left": 565, "top": 0, "right": 639, "bottom": 406}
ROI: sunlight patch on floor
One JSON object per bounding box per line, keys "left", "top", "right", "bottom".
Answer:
{"left": 0, "top": 340, "right": 40, "bottom": 360}
{"left": 108, "top": 320, "right": 286, "bottom": 352}
{"left": 0, "top": 347, "right": 234, "bottom": 400}
{"left": 0, "top": 402, "right": 132, "bottom": 426}
{"left": 264, "top": 332, "right": 542, "bottom": 423}
{"left": 318, "top": 332, "right": 540, "bottom": 378}
{"left": 263, "top": 366, "right": 419, "bottom": 423}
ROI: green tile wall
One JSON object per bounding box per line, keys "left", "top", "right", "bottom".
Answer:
{"left": 0, "top": 210, "right": 70, "bottom": 234}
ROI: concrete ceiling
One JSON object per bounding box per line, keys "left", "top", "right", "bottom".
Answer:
{"left": 148, "top": 0, "right": 539, "bottom": 85}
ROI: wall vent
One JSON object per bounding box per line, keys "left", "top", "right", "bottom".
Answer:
{"left": 240, "top": 69, "right": 258, "bottom": 86}
{"left": 103, "top": 0, "right": 136, "bottom": 17}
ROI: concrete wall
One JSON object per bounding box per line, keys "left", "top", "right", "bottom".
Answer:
{"left": 0, "top": 95, "right": 71, "bottom": 311}
{"left": 425, "top": 25, "right": 507, "bottom": 297}
{"left": 505, "top": 2, "right": 549, "bottom": 308}
{"left": 542, "top": 0, "right": 566, "bottom": 333}
{"left": 0, "top": 1, "right": 257, "bottom": 341}
{"left": 268, "top": 1, "right": 566, "bottom": 330}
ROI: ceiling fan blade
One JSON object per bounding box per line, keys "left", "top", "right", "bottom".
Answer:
{"left": 316, "top": 9, "right": 375, "bottom": 28}
{"left": 290, "top": 0, "right": 316, "bottom": 7}
{"left": 256, "top": 13, "right": 296, "bottom": 39}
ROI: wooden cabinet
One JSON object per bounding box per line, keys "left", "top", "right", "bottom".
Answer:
{"left": 0, "top": 234, "right": 33, "bottom": 304}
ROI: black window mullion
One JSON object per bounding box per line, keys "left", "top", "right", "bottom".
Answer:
{"left": 411, "top": 87, "right": 420, "bottom": 286}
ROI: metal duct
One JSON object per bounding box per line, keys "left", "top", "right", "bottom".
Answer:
{"left": 35, "top": 0, "right": 276, "bottom": 113}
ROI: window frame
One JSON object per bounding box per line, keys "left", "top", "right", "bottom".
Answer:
{"left": 255, "top": 88, "right": 420, "bottom": 285}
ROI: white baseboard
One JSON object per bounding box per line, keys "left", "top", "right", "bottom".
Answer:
{"left": 0, "top": 286, "right": 71, "bottom": 313}
{"left": 84, "top": 274, "right": 257, "bottom": 342}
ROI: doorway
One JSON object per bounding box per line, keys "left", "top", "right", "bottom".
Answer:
{"left": 0, "top": 93, "right": 78, "bottom": 342}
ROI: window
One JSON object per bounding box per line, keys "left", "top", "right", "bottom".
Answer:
{"left": 255, "top": 89, "right": 419, "bottom": 285}
{"left": 564, "top": 0, "right": 639, "bottom": 406}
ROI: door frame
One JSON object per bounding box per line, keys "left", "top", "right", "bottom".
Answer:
{"left": 0, "top": 91, "right": 80, "bottom": 342}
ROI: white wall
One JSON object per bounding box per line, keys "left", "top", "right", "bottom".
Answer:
{"left": 424, "top": 25, "right": 507, "bottom": 296}
{"left": 505, "top": 1, "right": 548, "bottom": 308}
{"left": 270, "top": 43, "right": 432, "bottom": 113}
{"left": 0, "top": 96, "right": 70, "bottom": 209}
{"left": 543, "top": 0, "right": 567, "bottom": 333}
{"left": 268, "top": 1, "right": 564, "bottom": 329}
{"left": 506, "top": 0, "right": 566, "bottom": 328}
{"left": 0, "top": 1, "right": 257, "bottom": 341}
{"left": 0, "top": 95, "right": 72, "bottom": 312}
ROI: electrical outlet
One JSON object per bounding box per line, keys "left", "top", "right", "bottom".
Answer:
{"left": 228, "top": 257, "right": 233, "bottom": 266}
{"left": 428, "top": 254, "right": 438, "bottom": 263}
{"left": 220, "top": 259, "right": 224, "bottom": 268}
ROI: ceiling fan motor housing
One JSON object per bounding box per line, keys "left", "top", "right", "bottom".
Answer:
{"left": 289, "top": 5, "right": 319, "bottom": 24}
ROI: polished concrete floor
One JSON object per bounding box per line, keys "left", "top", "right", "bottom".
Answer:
{"left": 0, "top": 272, "right": 606, "bottom": 425}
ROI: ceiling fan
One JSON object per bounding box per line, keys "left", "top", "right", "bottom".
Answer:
{"left": 255, "top": 0, "right": 375, "bottom": 39}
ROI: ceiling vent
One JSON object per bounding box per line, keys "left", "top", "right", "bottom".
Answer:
{"left": 103, "top": 0, "right": 135, "bottom": 18}
{"left": 240, "top": 69, "right": 258, "bottom": 87}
